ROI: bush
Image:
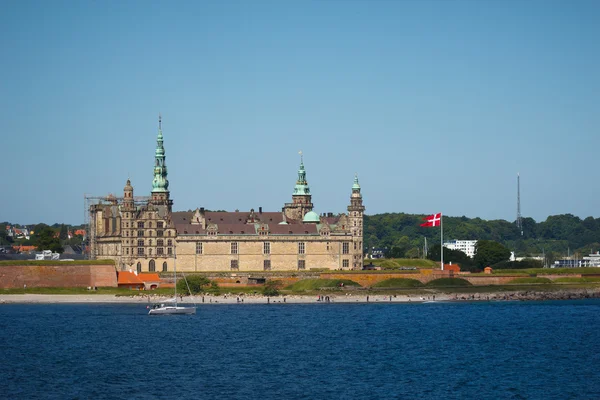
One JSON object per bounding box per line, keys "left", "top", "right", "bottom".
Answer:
{"left": 263, "top": 280, "right": 281, "bottom": 297}
{"left": 177, "top": 275, "right": 211, "bottom": 294}
{"left": 493, "top": 259, "right": 544, "bottom": 269}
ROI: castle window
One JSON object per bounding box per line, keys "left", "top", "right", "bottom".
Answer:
{"left": 230, "top": 260, "right": 239, "bottom": 270}
{"left": 196, "top": 242, "right": 203, "bottom": 254}
{"left": 149, "top": 248, "right": 153, "bottom": 255}
{"left": 149, "top": 222, "right": 153, "bottom": 228}
{"left": 162, "top": 262, "right": 167, "bottom": 272}
{"left": 354, "top": 242, "right": 357, "bottom": 250}
{"left": 148, "top": 239, "right": 153, "bottom": 246}
{"left": 167, "top": 247, "right": 172, "bottom": 255}
{"left": 263, "top": 260, "right": 271, "bottom": 271}
{"left": 137, "top": 247, "right": 144, "bottom": 255}
{"left": 137, "top": 222, "right": 144, "bottom": 229}
{"left": 298, "top": 242, "right": 305, "bottom": 255}
{"left": 136, "top": 262, "right": 141, "bottom": 273}
{"left": 157, "top": 239, "right": 164, "bottom": 247}
{"left": 157, "top": 248, "right": 163, "bottom": 255}
{"left": 137, "top": 230, "right": 143, "bottom": 237}
{"left": 167, "top": 239, "right": 173, "bottom": 246}
{"left": 343, "top": 259, "right": 349, "bottom": 268}
{"left": 149, "top": 260, "right": 155, "bottom": 272}
{"left": 298, "top": 260, "right": 305, "bottom": 270}
{"left": 327, "top": 242, "right": 330, "bottom": 251}
{"left": 231, "top": 242, "right": 238, "bottom": 254}
{"left": 168, "top": 231, "right": 171, "bottom": 236}
{"left": 263, "top": 242, "right": 270, "bottom": 255}
{"left": 157, "top": 230, "right": 163, "bottom": 237}
{"left": 157, "top": 222, "right": 164, "bottom": 229}
{"left": 343, "top": 242, "right": 349, "bottom": 254}
{"left": 137, "top": 239, "right": 144, "bottom": 247}
{"left": 126, "top": 248, "right": 129, "bottom": 255}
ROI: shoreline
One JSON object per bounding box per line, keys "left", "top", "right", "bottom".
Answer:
{"left": 1, "top": 288, "right": 599, "bottom": 305}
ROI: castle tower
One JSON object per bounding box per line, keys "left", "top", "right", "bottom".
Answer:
{"left": 150, "top": 115, "right": 172, "bottom": 209}
{"left": 123, "top": 179, "right": 134, "bottom": 210}
{"left": 348, "top": 174, "right": 365, "bottom": 270}
{"left": 284, "top": 152, "right": 314, "bottom": 221}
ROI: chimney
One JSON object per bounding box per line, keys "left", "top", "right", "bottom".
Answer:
{"left": 259, "top": 207, "right": 262, "bottom": 214}
{"left": 200, "top": 207, "right": 205, "bottom": 213}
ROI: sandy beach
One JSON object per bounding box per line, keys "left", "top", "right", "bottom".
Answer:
{"left": 1, "top": 288, "right": 598, "bottom": 305}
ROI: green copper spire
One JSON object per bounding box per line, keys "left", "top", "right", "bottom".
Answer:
{"left": 152, "top": 114, "right": 169, "bottom": 193}
{"left": 293, "top": 151, "right": 311, "bottom": 196}
{"left": 352, "top": 173, "right": 361, "bottom": 191}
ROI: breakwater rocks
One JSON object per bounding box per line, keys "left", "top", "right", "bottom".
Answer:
{"left": 450, "top": 288, "right": 600, "bottom": 302}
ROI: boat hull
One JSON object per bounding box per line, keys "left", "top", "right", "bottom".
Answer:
{"left": 148, "top": 306, "right": 196, "bottom": 315}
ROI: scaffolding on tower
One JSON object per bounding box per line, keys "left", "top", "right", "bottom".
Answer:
{"left": 84, "top": 193, "right": 150, "bottom": 260}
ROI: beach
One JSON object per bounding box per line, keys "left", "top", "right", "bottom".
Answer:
{"left": 1, "top": 288, "right": 598, "bottom": 304}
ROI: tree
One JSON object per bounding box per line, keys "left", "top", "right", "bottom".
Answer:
{"left": 474, "top": 240, "right": 511, "bottom": 268}
{"left": 178, "top": 275, "right": 211, "bottom": 294}
{"left": 427, "top": 244, "right": 477, "bottom": 271}
{"left": 35, "top": 226, "right": 63, "bottom": 253}
{"left": 59, "top": 224, "right": 68, "bottom": 241}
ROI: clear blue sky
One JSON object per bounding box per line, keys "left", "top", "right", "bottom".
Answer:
{"left": 1, "top": 0, "right": 599, "bottom": 226}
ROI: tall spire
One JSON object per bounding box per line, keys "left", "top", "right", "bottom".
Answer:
{"left": 352, "top": 173, "right": 361, "bottom": 191}
{"left": 152, "top": 114, "right": 169, "bottom": 193}
{"left": 293, "top": 150, "right": 310, "bottom": 196}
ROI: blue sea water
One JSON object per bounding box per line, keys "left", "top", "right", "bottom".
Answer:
{"left": 1, "top": 300, "right": 599, "bottom": 400}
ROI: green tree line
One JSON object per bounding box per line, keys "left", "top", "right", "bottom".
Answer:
{"left": 364, "top": 213, "right": 600, "bottom": 262}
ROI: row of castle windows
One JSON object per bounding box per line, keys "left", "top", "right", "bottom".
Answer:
{"left": 136, "top": 260, "right": 167, "bottom": 273}
{"left": 123, "top": 230, "right": 171, "bottom": 237}
{"left": 129, "top": 247, "right": 172, "bottom": 256}
{"left": 128, "top": 239, "right": 173, "bottom": 246}
{"left": 192, "top": 241, "right": 357, "bottom": 255}
{"left": 228, "top": 259, "right": 350, "bottom": 271}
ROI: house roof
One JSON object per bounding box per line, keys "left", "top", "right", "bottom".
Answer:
{"left": 118, "top": 271, "right": 143, "bottom": 285}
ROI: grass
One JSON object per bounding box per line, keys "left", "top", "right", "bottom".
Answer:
{"left": 365, "top": 258, "right": 438, "bottom": 269}
{"left": 491, "top": 267, "right": 600, "bottom": 276}
{"left": 553, "top": 277, "right": 600, "bottom": 283}
{"left": 426, "top": 278, "right": 472, "bottom": 287}
{"left": 0, "top": 287, "right": 132, "bottom": 295}
{"left": 509, "top": 277, "right": 552, "bottom": 284}
{"left": 286, "top": 279, "right": 361, "bottom": 291}
{"left": 372, "top": 278, "right": 424, "bottom": 288}
{"left": 0, "top": 260, "right": 115, "bottom": 266}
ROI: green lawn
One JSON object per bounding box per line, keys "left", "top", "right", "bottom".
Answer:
{"left": 286, "top": 279, "right": 361, "bottom": 292}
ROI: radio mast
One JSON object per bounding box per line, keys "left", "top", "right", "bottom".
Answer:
{"left": 517, "top": 173, "right": 523, "bottom": 236}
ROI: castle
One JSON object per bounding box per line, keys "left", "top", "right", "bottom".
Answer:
{"left": 89, "top": 117, "right": 365, "bottom": 272}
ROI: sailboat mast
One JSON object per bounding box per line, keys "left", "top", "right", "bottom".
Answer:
{"left": 174, "top": 246, "right": 177, "bottom": 304}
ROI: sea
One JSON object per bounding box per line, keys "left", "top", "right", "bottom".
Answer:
{"left": 1, "top": 300, "right": 599, "bottom": 400}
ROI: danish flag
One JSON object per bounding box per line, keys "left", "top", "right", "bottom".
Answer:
{"left": 420, "top": 213, "right": 441, "bottom": 227}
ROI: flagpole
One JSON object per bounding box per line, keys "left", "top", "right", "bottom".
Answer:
{"left": 440, "top": 214, "right": 444, "bottom": 271}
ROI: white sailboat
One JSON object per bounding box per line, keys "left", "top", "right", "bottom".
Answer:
{"left": 148, "top": 248, "right": 196, "bottom": 315}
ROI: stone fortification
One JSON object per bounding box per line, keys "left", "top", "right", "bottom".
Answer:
{"left": 0, "top": 264, "right": 117, "bottom": 289}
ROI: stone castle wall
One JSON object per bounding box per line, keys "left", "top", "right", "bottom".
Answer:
{"left": 0, "top": 264, "right": 118, "bottom": 289}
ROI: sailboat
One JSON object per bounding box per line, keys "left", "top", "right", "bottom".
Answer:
{"left": 148, "top": 247, "right": 196, "bottom": 315}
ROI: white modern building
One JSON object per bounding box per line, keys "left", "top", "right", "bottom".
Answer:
{"left": 443, "top": 240, "right": 477, "bottom": 258}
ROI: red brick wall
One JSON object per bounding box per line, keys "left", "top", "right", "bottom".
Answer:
{"left": 0, "top": 265, "right": 118, "bottom": 288}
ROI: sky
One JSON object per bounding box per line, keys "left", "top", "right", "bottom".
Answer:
{"left": 1, "top": 0, "right": 599, "bottom": 226}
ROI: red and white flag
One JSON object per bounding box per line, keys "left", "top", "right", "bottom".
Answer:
{"left": 420, "top": 213, "right": 441, "bottom": 227}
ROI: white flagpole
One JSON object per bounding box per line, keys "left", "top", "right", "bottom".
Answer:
{"left": 440, "top": 213, "right": 444, "bottom": 271}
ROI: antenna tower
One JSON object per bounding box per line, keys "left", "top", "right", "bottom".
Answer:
{"left": 516, "top": 173, "right": 523, "bottom": 236}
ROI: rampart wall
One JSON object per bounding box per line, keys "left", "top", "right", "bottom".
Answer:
{"left": 0, "top": 265, "right": 118, "bottom": 289}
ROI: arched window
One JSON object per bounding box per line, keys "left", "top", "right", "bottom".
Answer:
{"left": 136, "top": 262, "right": 141, "bottom": 273}
{"left": 162, "top": 262, "right": 167, "bottom": 272}
{"left": 149, "top": 259, "right": 155, "bottom": 272}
